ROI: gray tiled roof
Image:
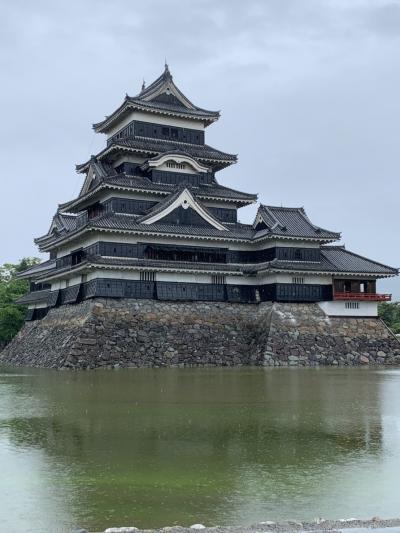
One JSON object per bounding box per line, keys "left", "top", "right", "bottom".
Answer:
{"left": 17, "top": 260, "right": 56, "bottom": 279}
{"left": 126, "top": 97, "right": 218, "bottom": 119}
{"left": 58, "top": 175, "right": 257, "bottom": 213}
{"left": 76, "top": 136, "right": 236, "bottom": 172}
{"left": 133, "top": 66, "right": 219, "bottom": 118}
{"left": 15, "top": 289, "right": 51, "bottom": 304}
{"left": 106, "top": 175, "right": 255, "bottom": 201}
{"left": 321, "top": 246, "right": 398, "bottom": 275}
{"left": 253, "top": 246, "right": 397, "bottom": 276}
{"left": 116, "top": 137, "right": 235, "bottom": 162}
{"left": 57, "top": 213, "right": 77, "bottom": 232}
{"left": 35, "top": 213, "right": 78, "bottom": 244}
{"left": 91, "top": 213, "right": 254, "bottom": 239}
{"left": 93, "top": 66, "right": 220, "bottom": 133}
{"left": 251, "top": 257, "right": 335, "bottom": 274}
{"left": 36, "top": 202, "right": 342, "bottom": 250}
{"left": 255, "top": 205, "right": 340, "bottom": 240}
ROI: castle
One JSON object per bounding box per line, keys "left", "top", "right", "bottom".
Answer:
{"left": 5, "top": 66, "right": 399, "bottom": 369}
{"left": 18, "top": 65, "right": 397, "bottom": 318}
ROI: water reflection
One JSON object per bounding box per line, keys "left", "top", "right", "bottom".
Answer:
{"left": 0, "top": 367, "right": 398, "bottom": 533}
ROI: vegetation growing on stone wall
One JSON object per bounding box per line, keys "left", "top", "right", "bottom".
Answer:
{"left": 0, "top": 258, "right": 40, "bottom": 343}
{"left": 379, "top": 302, "right": 400, "bottom": 334}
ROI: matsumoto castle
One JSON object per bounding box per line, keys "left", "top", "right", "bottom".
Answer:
{"left": 19, "top": 65, "right": 398, "bottom": 319}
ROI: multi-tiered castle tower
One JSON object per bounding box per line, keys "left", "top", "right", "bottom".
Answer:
{"left": 18, "top": 65, "right": 397, "bottom": 320}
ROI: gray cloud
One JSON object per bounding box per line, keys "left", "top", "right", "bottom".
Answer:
{"left": 366, "top": 2, "right": 400, "bottom": 35}
{"left": 0, "top": 0, "right": 399, "bottom": 297}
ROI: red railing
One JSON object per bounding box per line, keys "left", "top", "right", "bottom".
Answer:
{"left": 334, "top": 292, "right": 391, "bottom": 302}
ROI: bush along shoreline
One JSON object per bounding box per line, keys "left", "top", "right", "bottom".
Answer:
{"left": 0, "top": 258, "right": 40, "bottom": 346}
{"left": 379, "top": 302, "right": 400, "bottom": 335}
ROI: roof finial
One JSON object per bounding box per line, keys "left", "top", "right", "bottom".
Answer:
{"left": 164, "top": 59, "right": 172, "bottom": 79}
{"left": 141, "top": 78, "right": 146, "bottom": 91}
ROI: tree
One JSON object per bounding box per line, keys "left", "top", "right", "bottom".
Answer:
{"left": 378, "top": 302, "right": 400, "bottom": 334}
{"left": 0, "top": 258, "right": 41, "bottom": 343}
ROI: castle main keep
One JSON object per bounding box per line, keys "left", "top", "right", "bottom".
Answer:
{"left": 3, "top": 66, "right": 399, "bottom": 368}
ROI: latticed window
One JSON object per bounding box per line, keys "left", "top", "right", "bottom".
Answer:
{"left": 140, "top": 271, "right": 156, "bottom": 281}
{"left": 212, "top": 274, "right": 226, "bottom": 285}
{"left": 345, "top": 302, "right": 359, "bottom": 309}
{"left": 292, "top": 277, "right": 304, "bottom": 284}
{"left": 166, "top": 161, "right": 186, "bottom": 170}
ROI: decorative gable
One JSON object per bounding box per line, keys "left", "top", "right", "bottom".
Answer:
{"left": 80, "top": 165, "right": 96, "bottom": 195}
{"left": 142, "top": 151, "right": 210, "bottom": 175}
{"left": 139, "top": 188, "right": 227, "bottom": 230}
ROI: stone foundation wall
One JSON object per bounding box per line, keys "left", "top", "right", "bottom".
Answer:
{"left": 262, "top": 303, "right": 400, "bottom": 366}
{"left": 1, "top": 299, "right": 399, "bottom": 368}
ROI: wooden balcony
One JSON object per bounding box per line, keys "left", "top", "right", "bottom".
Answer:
{"left": 334, "top": 292, "right": 391, "bottom": 302}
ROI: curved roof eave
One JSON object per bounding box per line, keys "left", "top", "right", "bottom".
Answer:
{"left": 93, "top": 99, "right": 220, "bottom": 133}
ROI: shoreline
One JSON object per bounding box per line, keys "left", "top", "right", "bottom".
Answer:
{"left": 94, "top": 518, "right": 400, "bottom": 533}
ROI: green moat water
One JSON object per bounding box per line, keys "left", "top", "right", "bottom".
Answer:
{"left": 1, "top": 367, "right": 400, "bottom": 533}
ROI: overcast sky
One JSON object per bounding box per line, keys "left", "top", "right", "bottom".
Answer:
{"left": 0, "top": 0, "right": 399, "bottom": 297}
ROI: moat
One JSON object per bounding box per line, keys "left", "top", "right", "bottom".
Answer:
{"left": 1, "top": 366, "right": 400, "bottom": 533}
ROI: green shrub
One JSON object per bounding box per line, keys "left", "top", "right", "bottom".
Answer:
{"left": 379, "top": 302, "right": 400, "bottom": 334}
{"left": 0, "top": 258, "right": 41, "bottom": 343}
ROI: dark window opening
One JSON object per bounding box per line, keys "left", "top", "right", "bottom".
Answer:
{"left": 30, "top": 282, "right": 51, "bottom": 292}
{"left": 144, "top": 244, "right": 227, "bottom": 264}
{"left": 71, "top": 249, "right": 84, "bottom": 266}
{"left": 108, "top": 120, "right": 205, "bottom": 145}
{"left": 87, "top": 203, "right": 104, "bottom": 219}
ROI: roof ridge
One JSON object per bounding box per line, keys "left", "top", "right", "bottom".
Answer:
{"left": 125, "top": 98, "right": 219, "bottom": 116}
{"left": 58, "top": 212, "right": 77, "bottom": 218}
{"left": 263, "top": 205, "right": 303, "bottom": 211}
{"left": 205, "top": 182, "right": 257, "bottom": 198}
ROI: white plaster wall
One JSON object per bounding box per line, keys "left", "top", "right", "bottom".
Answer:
{"left": 227, "top": 273, "right": 332, "bottom": 286}
{"left": 156, "top": 161, "right": 198, "bottom": 174}
{"left": 50, "top": 275, "right": 82, "bottom": 290}
{"left": 28, "top": 302, "right": 48, "bottom": 310}
{"left": 156, "top": 272, "right": 212, "bottom": 284}
{"left": 85, "top": 269, "right": 213, "bottom": 284}
{"left": 257, "top": 273, "right": 332, "bottom": 285}
{"left": 51, "top": 280, "right": 66, "bottom": 290}
{"left": 106, "top": 110, "right": 205, "bottom": 138}
{"left": 68, "top": 275, "right": 82, "bottom": 286}
{"left": 318, "top": 301, "right": 378, "bottom": 317}
{"left": 226, "top": 275, "right": 253, "bottom": 285}
{"left": 86, "top": 270, "right": 140, "bottom": 281}
{"left": 112, "top": 155, "right": 146, "bottom": 168}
